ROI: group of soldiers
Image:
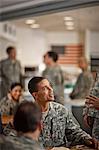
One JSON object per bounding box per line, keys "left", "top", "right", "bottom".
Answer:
{"left": 0, "top": 47, "right": 99, "bottom": 150}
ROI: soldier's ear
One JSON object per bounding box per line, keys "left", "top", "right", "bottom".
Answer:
{"left": 32, "top": 92, "right": 37, "bottom": 99}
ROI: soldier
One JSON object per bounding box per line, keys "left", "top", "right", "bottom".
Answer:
{"left": 0, "top": 101, "right": 44, "bottom": 150}
{"left": 42, "top": 51, "right": 64, "bottom": 105}
{"left": 83, "top": 72, "right": 99, "bottom": 139}
{"left": 0, "top": 82, "right": 23, "bottom": 116}
{"left": 0, "top": 46, "right": 22, "bottom": 99}
{"left": 70, "top": 57, "right": 93, "bottom": 99}
{"left": 28, "top": 76, "right": 99, "bottom": 150}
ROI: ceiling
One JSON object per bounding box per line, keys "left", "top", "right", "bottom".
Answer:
{"left": 0, "top": 0, "right": 57, "bottom": 9}
{"left": 0, "top": 0, "right": 99, "bottom": 21}
{"left": 11, "top": 6, "right": 99, "bottom": 32}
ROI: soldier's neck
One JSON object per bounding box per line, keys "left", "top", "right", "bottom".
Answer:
{"left": 38, "top": 101, "right": 49, "bottom": 112}
{"left": 48, "top": 61, "right": 56, "bottom": 67}
{"left": 23, "top": 130, "right": 39, "bottom": 141}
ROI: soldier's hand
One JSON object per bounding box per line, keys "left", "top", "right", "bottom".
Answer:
{"left": 84, "top": 138, "right": 99, "bottom": 150}
{"left": 91, "top": 138, "right": 99, "bottom": 150}
{"left": 50, "top": 147, "right": 70, "bottom": 150}
{"left": 86, "top": 95, "right": 99, "bottom": 109}
{"left": 83, "top": 115, "right": 90, "bottom": 128}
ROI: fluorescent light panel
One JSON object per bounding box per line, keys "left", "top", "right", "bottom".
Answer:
{"left": 25, "top": 19, "right": 35, "bottom": 25}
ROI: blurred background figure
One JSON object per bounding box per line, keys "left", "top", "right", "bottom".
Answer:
{"left": 42, "top": 51, "right": 64, "bottom": 105}
{"left": 83, "top": 72, "right": 99, "bottom": 139}
{"left": 70, "top": 57, "right": 93, "bottom": 100}
{"left": 0, "top": 46, "right": 22, "bottom": 99}
{"left": 0, "top": 82, "right": 23, "bottom": 116}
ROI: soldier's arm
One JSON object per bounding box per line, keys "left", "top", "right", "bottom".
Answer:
{"left": 90, "top": 72, "right": 99, "bottom": 96}
{"left": 65, "top": 109, "right": 92, "bottom": 146}
{"left": 0, "top": 98, "right": 11, "bottom": 115}
{"left": 83, "top": 72, "right": 99, "bottom": 122}
{"left": 70, "top": 74, "right": 81, "bottom": 99}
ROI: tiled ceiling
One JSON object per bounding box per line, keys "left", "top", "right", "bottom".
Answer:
{"left": 11, "top": 6, "right": 99, "bottom": 31}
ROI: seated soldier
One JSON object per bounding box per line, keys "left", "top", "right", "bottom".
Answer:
{"left": 28, "top": 76, "right": 99, "bottom": 150}
{"left": 0, "top": 82, "right": 23, "bottom": 116}
{"left": 0, "top": 101, "right": 44, "bottom": 150}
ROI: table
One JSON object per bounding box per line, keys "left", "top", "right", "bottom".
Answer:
{"left": 71, "top": 145, "right": 95, "bottom": 150}
{"left": 48, "top": 145, "right": 95, "bottom": 150}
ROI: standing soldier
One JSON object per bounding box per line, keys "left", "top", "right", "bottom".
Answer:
{"left": 42, "top": 51, "right": 64, "bottom": 105}
{"left": 70, "top": 57, "right": 93, "bottom": 100}
{"left": 83, "top": 72, "right": 99, "bottom": 139}
{"left": 0, "top": 46, "right": 22, "bottom": 99}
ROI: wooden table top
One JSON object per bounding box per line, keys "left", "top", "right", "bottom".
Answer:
{"left": 47, "top": 145, "right": 95, "bottom": 150}
{"left": 71, "top": 145, "right": 95, "bottom": 150}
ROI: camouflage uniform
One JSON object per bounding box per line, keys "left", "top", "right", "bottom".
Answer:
{"left": 0, "top": 58, "right": 22, "bottom": 99}
{"left": 0, "top": 135, "right": 44, "bottom": 150}
{"left": 70, "top": 71, "right": 93, "bottom": 99}
{"left": 83, "top": 72, "right": 99, "bottom": 139}
{"left": 0, "top": 95, "right": 23, "bottom": 116}
{"left": 39, "top": 102, "right": 92, "bottom": 149}
{"left": 0, "top": 95, "right": 24, "bottom": 136}
{"left": 42, "top": 65, "right": 64, "bottom": 105}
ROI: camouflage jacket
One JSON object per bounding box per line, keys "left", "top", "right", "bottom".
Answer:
{"left": 70, "top": 71, "right": 93, "bottom": 99}
{"left": 0, "top": 95, "right": 23, "bottom": 116}
{"left": 39, "top": 102, "right": 91, "bottom": 148}
{"left": 42, "top": 65, "right": 64, "bottom": 105}
{"left": 0, "top": 58, "right": 22, "bottom": 99}
{"left": 83, "top": 72, "right": 99, "bottom": 139}
{"left": 0, "top": 135, "right": 44, "bottom": 150}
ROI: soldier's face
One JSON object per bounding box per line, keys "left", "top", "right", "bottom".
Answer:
{"left": 10, "top": 85, "right": 22, "bottom": 101}
{"left": 34, "top": 79, "right": 54, "bottom": 104}
{"left": 43, "top": 54, "right": 51, "bottom": 65}
{"left": 10, "top": 49, "right": 16, "bottom": 59}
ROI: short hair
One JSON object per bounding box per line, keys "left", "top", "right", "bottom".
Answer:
{"left": 10, "top": 82, "right": 23, "bottom": 91}
{"left": 47, "top": 51, "right": 58, "bottom": 62}
{"left": 6, "top": 46, "right": 15, "bottom": 55}
{"left": 13, "top": 101, "right": 42, "bottom": 133}
{"left": 28, "top": 76, "right": 45, "bottom": 94}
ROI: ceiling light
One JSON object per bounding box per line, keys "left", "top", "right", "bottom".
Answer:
{"left": 64, "top": 16, "right": 73, "bottom": 21}
{"left": 66, "top": 26, "right": 74, "bottom": 30}
{"left": 65, "top": 21, "right": 74, "bottom": 26}
{"left": 25, "top": 19, "right": 35, "bottom": 25}
{"left": 30, "top": 24, "right": 40, "bottom": 29}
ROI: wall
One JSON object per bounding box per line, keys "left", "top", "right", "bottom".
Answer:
{"left": 0, "top": 38, "right": 16, "bottom": 60}
{"left": 47, "top": 31, "right": 80, "bottom": 45}
{"left": 16, "top": 27, "right": 48, "bottom": 67}
{"left": 0, "top": 26, "right": 85, "bottom": 67}
{"left": 0, "top": 22, "right": 17, "bottom": 60}
{"left": 16, "top": 27, "right": 82, "bottom": 67}
{"left": 85, "top": 29, "right": 99, "bottom": 60}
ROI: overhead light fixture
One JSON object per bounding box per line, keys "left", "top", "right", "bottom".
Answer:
{"left": 25, "top": 19, "right": 35, "bottom": 25}
{"left": 30, "top": 24, "right": 40, "bottom": 29}
{"left": 65, "top": 21, "right": 74, "bottom": 26}
{"left": 64, "top": 16, "right": 73, "bottom": 21}
{"left": 66, "top": 26, "right": 74, "bottom": 30}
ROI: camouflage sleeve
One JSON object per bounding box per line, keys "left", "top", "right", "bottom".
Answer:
{"left": 90, "top": 72, "right": 99, "bottom": 97}
{"left": 65, "top": 109, "right": 91, "bottom": 146}
{"left": 70, "top": 74, "right": 82, "bottom": 99}
{"left": 0, "top": 97, "right": 11, "bottom": 115}
{"left": 83, "top": 72, "right": 99, "bottom": 117}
